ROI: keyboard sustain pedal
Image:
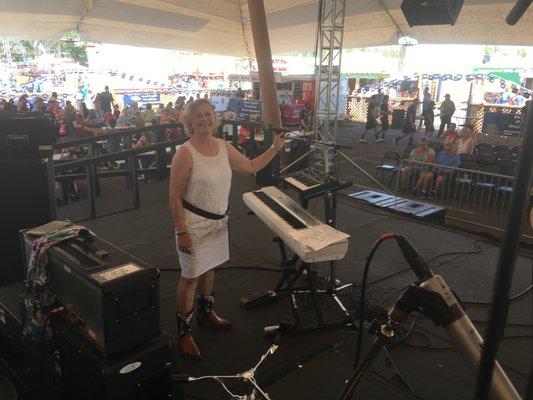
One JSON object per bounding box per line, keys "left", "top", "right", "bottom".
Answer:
{"left": 239, "top": 289, "right": 278, "bottom": 309}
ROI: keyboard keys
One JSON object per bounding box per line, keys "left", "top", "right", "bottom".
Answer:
{"left": 253, "top": 191, "right": 306, "bottom": 230}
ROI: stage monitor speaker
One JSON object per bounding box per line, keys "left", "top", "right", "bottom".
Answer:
{"left": 401, "top": 0, "right": 464, "bottom": 27}
{"left": 0, "top": 112, "right": 55, "bottom": 159}
{"left": 0, "top": 158, "right": 55, "bottom": 285}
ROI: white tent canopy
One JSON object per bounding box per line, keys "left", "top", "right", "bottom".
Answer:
{"left": 0, "top": 0, "right": 531, "bottom": 56}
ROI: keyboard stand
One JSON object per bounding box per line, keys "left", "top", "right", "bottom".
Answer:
{"left": 263, "top": 238, "right": 350, "bottom": 336}
{"left": 298, "top": 181, "right": 358, "bottom": 329}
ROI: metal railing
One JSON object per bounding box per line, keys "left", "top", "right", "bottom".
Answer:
{"left": 393, "top": 159, "right": 526, "bottom": 232}
{"left": 53, "top": 123, "right": 187, "bottom": 220}
{"left": 218, "top": 119, "right": 270, "bottom": 156}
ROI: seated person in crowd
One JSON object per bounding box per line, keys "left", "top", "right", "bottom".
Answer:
{"left": 72, "top": 114, "right": 88, "bottom": 138}
{"left": 418, "top": 142, "right": 460, "bottom": 196}
{"left": 455, "top": 127, "right": 474, "bottom": 155}
{"left": 441, "top": 123, "right": 458, "bottom": 146}
{"left": 133, "top": 111, "right": 146, "bottom": 128}
{"left": 143, "top": 103, "right": 156, "bottom": 123}
{"left": 116, "top": 107, "right": 133, "bottom": 126}
{"left": 401, "top": 137, "right": 435, "bottom": 192}
{"left": 132, "top": 133, "right": 149, "bottom": 150}
{"left": 103, "top": 111, "right": 117, "bottom": 128}
{"left": 85, "top": 109, "right": 99, "bottom": 127}
{"left": 160, "top": 107, "right": 180, "bottom": 139}
{"left": 113, "top": 104, "right": 121, "bottom": 120}
{"left": 155, "top": 103, "right": 165, "bottom": 116}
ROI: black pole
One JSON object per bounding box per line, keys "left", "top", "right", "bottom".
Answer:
{"left": 506, "top": 0, "right": 532, "bottom": 25}
{"left": 473, "top": 102, "right": 533, "bottom": 399}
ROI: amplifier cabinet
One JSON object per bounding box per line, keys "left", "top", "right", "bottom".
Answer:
{"left": 61, "top": 330, "right": 176, "bottom": 400}
{"left": 23, "top": 232, "right": 161, "bottom": 355}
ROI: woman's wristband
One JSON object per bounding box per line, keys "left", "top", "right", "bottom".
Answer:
{"left": 270, "top": 144, "right": 281, "bottom": 153}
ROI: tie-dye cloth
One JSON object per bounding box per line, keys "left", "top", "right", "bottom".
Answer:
{"left": 23, "top": 225, "right": 94, "bottom": 339}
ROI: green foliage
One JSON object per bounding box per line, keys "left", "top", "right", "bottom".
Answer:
{"left": 0, "top": 37, "right": 88, "bottom": 65}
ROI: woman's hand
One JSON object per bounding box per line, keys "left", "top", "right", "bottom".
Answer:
{"left": 273, "top": 131, "right": 288, "bottom": 151}
{"left": 177, "top": 233, "right": 192, "bottom": 254}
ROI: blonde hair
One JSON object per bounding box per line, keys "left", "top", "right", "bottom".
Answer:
{"left": 181, "top": 98, "right": 215, "bottom": 135}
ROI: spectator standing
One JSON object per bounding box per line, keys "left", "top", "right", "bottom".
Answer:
{"left": 377, "top": 95, "right": 390, "bottom": 142}
{"left": 419, "top": 87, "right": 431, "bottom": 130}
{"left": 235, "top": 87, "right": 245, "bottom": 98}
{"left": 222, "top": 106, "right": 236, "bottom": 139}
{"left": 424, "top": 101, "right": 435, "bottom": 137}
{"left": 359, "top": 95, "right": 379, "bottom": 143}
{"left": 394, "top": 98, "right": 419, "bottom": 147}
{"left": 32, "top": 97, "right": 45, "bottom": 112}
{"left": 375, "top": 88, "right": 384, "bottom": 107}
{"left": 98, "top": 86, "right": 115, "bottom": 113}
{"left": 455, "top": 127, "right": 474, "bottom": 155}
{"left": 299, "top": 103, "right": 311, "bottom": 133}
{"left": 438, "top": 94, "right": 455, "bottom": 137}
{"left": 80, "top": 102, "right": 89, "bottom": 119}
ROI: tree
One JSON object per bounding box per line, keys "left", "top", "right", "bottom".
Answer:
{"left": 0, "top": 35, "right": 88, "bottom": 65}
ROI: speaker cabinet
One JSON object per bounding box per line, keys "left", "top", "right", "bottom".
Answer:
{"left": 401, "top": 0, "right": 464, "bottom": 26}
{"left": 0, "top": 158, "right": 55, "bottom": 285}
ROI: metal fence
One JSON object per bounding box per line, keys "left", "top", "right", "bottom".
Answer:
{"left": 53, "top": 124, "right": 186, "bottom": 219}
{"left": 391, "top": 159, "right": 528, "bottom": 233}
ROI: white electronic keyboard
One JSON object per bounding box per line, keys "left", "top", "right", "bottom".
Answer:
{"left": 243, "top": 186, "right": 349, "bottom": 263}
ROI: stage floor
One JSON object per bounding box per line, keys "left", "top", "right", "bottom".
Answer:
{"left": 58, "top": 170, "right": 532, "bottom": 400}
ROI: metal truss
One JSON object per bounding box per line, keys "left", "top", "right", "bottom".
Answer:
{"left": 313, "top": 0, "right": 346, "bottom": 173}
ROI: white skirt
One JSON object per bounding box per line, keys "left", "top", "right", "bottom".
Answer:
{"left": 177, "top": 226, "right": 229, "bottom": 279}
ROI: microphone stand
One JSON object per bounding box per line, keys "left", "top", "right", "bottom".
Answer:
{"left": 337, "top": 235, "right": 521, "bottom": 400}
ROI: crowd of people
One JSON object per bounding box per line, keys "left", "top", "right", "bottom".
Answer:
{"left": 359, "top": 89, "right": 458, "bottom": 146}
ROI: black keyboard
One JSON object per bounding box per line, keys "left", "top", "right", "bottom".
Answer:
{"left": 284, "top": 170, "right": 352, "bottom": 200}
{"left": 252, "top": 191, "right": 307, "bottom": 230}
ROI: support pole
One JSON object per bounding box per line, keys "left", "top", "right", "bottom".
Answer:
{"left": 247, "top": 0, "right": 281, "bottom": 128}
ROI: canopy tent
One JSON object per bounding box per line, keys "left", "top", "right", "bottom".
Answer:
{"left": 0, "top": 0, "right": 531, "bottom": 56}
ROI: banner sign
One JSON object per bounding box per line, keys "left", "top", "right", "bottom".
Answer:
{"left": 122, "top": 92, "right": 161, "bottom": 107}
{"left": 228, "top": 98, "right": 262, "bottom": 120}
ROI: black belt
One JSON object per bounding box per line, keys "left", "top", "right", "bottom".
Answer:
{"left": 182, "top": 198, "right": 228, "bottom": 220}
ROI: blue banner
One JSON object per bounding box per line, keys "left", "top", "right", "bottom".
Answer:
{"left": 228, "top": 98, "right": 262, "bottom": 120}
{"left": 122, "top": 92, "right": 161, "bottom": 107}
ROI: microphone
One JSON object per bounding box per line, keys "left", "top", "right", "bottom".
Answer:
{"left": 394, "top": 235, "right": 433, "bottom": 281}
{"left": 506, "top": 0, "right": 531, "bottom": 25}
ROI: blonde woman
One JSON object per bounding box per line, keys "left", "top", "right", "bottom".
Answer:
{"left": 169, "top": 99, "right": 287, "bottom": 360}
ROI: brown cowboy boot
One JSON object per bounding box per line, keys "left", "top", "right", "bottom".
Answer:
{"left": 196, "top": 295, "right": 233, "bottom": 330}
{"left": 176, "top": 311, "right": 201, "bottom": 360}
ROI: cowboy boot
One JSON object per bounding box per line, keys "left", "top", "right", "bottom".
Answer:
{"left": 176, "top": 311, "right": 201, "bottom": 360}
{"left": 196, "top": 295, "right": 233, "bottom": 330}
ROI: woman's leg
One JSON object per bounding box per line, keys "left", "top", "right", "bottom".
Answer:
{"left": 197, "top": 269, "right": 214, "bottom": 297}
{"left": 434, "top": 175, "right": 445, "bottom": 191}
{"left": 176, "top": 276, "right": 199, "bottom": 315}
{"left": 196, "top": 268, "right": 233, "bottom": 330}
{"left": 401, "top": 167, "right": 410, "bottom": 190}
{"left": 176, "top": 275, "right": 201, "bottom": 359}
